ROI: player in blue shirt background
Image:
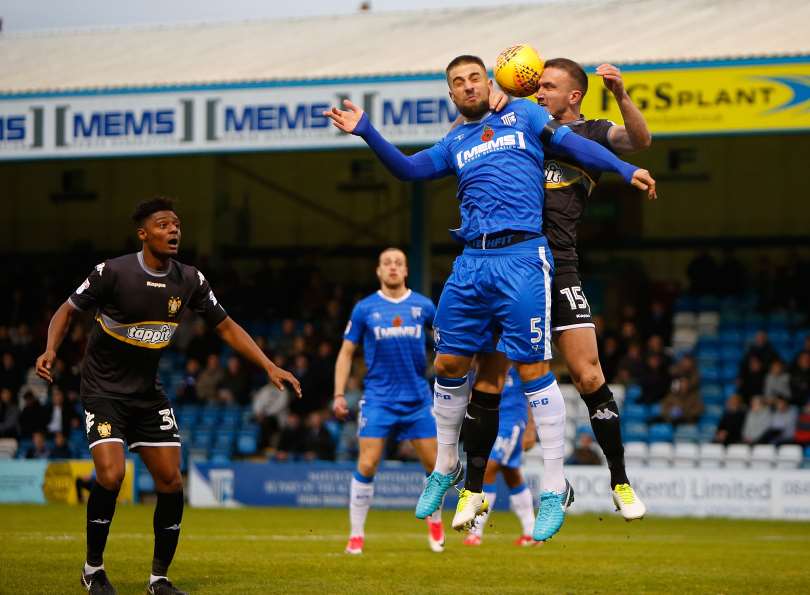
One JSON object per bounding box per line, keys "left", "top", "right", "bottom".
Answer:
{"left": 464, "top": 366, "right": 539, "bottom": 547}
{"left": 332, "top": 247, "right": 443, "bottom": 555}
{"left": 325, "top": 54, "right": 656, "bottom": 542}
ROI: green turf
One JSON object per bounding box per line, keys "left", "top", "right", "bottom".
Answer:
{"left": 1, "top": 504, "right": 808, "bottom": 594}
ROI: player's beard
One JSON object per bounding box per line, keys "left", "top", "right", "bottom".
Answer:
{"left": 456, "top": 98, "right": 490, "bottom": 120}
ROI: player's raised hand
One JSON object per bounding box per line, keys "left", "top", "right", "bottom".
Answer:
{"left": 631, "top": 168, "right": 657, "bottom": 200}
{"left": 332, "top": 395, "right": 350, "bottom": 420}
{"left": 596, "top": 63, "right": 626, "bottom": 97}
{"left": 269, "top": 364, "right": 302, "bottom": 398}
{"left": 489, "top": 89, "right": 509, "bottom": 112}
{"left": 35, "top": 350, "right": 57, "bottom": 383}
{"left": 323, "top": 99, "right": 364, "bottom": 133}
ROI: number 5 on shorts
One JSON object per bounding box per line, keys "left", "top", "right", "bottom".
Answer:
{"left": 530, "top": 317, "right": 543, "bottom": 344}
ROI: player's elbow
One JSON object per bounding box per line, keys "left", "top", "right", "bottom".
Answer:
{"left": 636, "top": 133, "right": 652, "bottom": 151}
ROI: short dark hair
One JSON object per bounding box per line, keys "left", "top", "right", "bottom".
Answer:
{"left": 446, "top": 55, "right": 486, "bottom": 78}
{"left": 132, "top": 196, "right": 177, "bottom": 225}
{"left": 544, "top": 58, "right": 588, "bottom": 96}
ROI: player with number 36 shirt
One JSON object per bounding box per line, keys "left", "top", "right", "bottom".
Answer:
{"left": 35, "top": 197, "right": 300, "bottom": 595}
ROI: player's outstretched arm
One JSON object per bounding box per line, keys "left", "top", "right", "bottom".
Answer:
{"left": 332, "top": 339, "right": 357, "bottom": 420}
{"left": 554, "top": 131, "right": 657, "bottom": 199}
{"left": 323, "top": 100, "right": 450, "bottom": 181}
{"left": 35, "top": 301, "right": 77, "bottom": 383}
{"left": 597, "top": 64, "right": 651, "bottom": 153}
{"left": 215, "top": 317, "right": 302, "bottom": 397}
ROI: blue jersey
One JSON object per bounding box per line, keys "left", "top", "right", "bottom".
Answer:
{"left": 344, "top": 290, "right": 436, "bottom": 407}
{"left": 501, "top": 367, "right": 528, "bottom": 425}
{"left": 422, "top": 99, "right": 569, "bottom": 241}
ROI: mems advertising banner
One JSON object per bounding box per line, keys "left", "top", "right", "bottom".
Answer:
{"left": 1, "top": 58, "right": 808, "bottom": 160}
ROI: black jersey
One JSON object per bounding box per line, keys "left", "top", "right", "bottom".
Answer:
{"left": 68, "top": 251, "right": 227, "bottom": 399}
{"left": 542, "top": 117, "right": 614, "bottom": 266}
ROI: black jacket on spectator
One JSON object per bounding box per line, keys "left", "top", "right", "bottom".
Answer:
{"left": 716, "top": 409, "right": 746, "bottom": 445}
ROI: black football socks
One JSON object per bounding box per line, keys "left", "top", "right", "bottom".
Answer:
{"left": 462, "top": 389, "right": 501, "bottom": 493}
{"left": 152, "top": 490, "right": 184, "bottom": 577}
{"left": 582, "top": 383, "right": 629, "bottom": 488}
{"left": 86, "top": 483, "right": 120, "bottom": 566}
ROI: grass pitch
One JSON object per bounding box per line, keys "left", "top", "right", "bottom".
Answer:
{"left": 1, "top": 504, "right": 808, "bottom": 594}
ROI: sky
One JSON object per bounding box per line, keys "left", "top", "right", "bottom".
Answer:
{"left": 1, "top": 0, "right": 560, "bottom": 33}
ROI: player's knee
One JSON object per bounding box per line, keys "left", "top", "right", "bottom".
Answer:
{"left": 356, "top": 459, "right": 379, "bottom": 478}
{"left": 154, "top": 469, "right": 183, "bottom": 493}
{"left": 434, "top": 355, "right": 468, "bottom": 378}
{"left": 572, "top": 361, "right": 604, "bottom": 394}
{"left": 514, "top": 361, "right": 550, "bottom": 383}
{"left": 96, "top": 466, "right": 125, "bottom": 492}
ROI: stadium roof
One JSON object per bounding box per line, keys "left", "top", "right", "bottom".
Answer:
{"left": 1, "top": 0, "right": 808, "bottom": 95}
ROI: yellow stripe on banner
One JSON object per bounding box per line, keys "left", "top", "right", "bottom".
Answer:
{"left": 581, "top": 62, "right": 810, "bottom": 135}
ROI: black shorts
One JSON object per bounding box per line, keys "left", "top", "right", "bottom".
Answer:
{"left": 82, "top": 395, "right": 181, "bottom": 451}
{"left": 551, "top": 267, "right": 595, "bottom": 332}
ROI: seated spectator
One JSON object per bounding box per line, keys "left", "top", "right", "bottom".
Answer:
{"left": 617, "top": 342, "right": 645, "bottom": 387}
{"left": 645, "top": 299, "right": 672, "bottom": 345}
{"left": 794, "top": 403, "right": 810, "bottom": 445}
{"left": 639, "top": 353, "right": 671, "bottom": 404}
{"left": 252, "top": 377, "right": 290, "bottom": 451}
{"left": 0, "top": 387, "right": 20, "bottom": 439}
{"left": 658, "top": 356, "right": 703, "bottom": 425}
{"left": 25, "top": 430, "right": 50, "bottom": 459}
{"left": 197, "top": 354, "right": 225, "bottom": 403}
{"left": 302, "top": 411, "right": 336, "bottom": 461}
{"left": 742, "top": 396, "right": 772, "bottom": 444}
{"left": 0, "top": 352, "right": 23, "bottom": 395}
{"left": 763, "top": 359, "right": 791, "bottom": 402}
{"left": 646, "top": 334, "right": 672, "bottom": 372}
{"left": 790, "top": 351, "right": 810, "bottom": 407}
{"left": 50, "top": 431, "right": 72, "bottom": 459}
{"left": 566, "top": 432, "right": 602, "bottom": 465}
{"left": 45, "top": 386, "right": 77, "bottom": 437}
{"left": 759, "top": 396, "right": 798, "bottom": 445}
{"left": 599, "top": 335, "right": 622, "bottom": 384}
{"left": 275, "top": 413, "right": 305, "bottom": 461}
{"left": 221, "top": 356, "right": 251, "bottom": 404}
{"left": 175, "top": 357, "right": 201, "bottom": 404}
{"left": 18, "top": 390, "right": 46, "bottom": 438}
{"left": 737, "top": 355, "right": 766, "bottom": 402}
{"left": 713, "top": 394, "right": 747, "bottom": 445}
{"left": 744, "top": 331, "right": 779, "bottom": 370}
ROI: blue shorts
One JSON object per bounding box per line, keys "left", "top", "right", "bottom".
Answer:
{"left": 357, "top": 398, "right": 437, "bottom": 441}
{"left": 433, "top": 237, "right": 554, "bottom": 363}
{"left": 490, "top": 417, "right": 526, "bottom": 468}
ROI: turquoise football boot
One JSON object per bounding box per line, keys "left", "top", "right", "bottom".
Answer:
{"left": 415, "top": 461, "right": 463, "bottom": 519}
{"left": 532, "top": 478, "right": 575, "bottom": 542}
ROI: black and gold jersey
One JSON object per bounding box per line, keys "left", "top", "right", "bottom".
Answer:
{"left": 69, "top": 251, "right": 227, "bottom": 399}
{"left": 542, "top": 117, "right": 614, "bottom": 266}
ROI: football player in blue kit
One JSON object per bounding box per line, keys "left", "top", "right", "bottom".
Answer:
{"left": 332, "top": 247, "right": 443, "bottom": 554}
{"left": 464, "top": 366, "right": 539, "bottom": 547}
{"left": 324, "top": 54, "right": 656, "bottom": 541}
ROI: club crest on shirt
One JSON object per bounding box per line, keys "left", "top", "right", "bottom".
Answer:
{"left": 411, "top": 306, "right": 422, "bottom": 320}
{"left": 97, "top": 422, "right": 112, "bottom": 438}
{"left": 168, "top": 296, "right": 182, "bottom": 317}
{"left": 481, "top": 126, "right": 495, "bottom": 142}
{"left": 500, "top": 112, "right": 517, "bottom": 126}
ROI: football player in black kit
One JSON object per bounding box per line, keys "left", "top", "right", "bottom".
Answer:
{"left": 474, "top": 59, "right": 653, "bottom": 521}
{"left": 36, "top": 197, "right": 301, "bottom": 595}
